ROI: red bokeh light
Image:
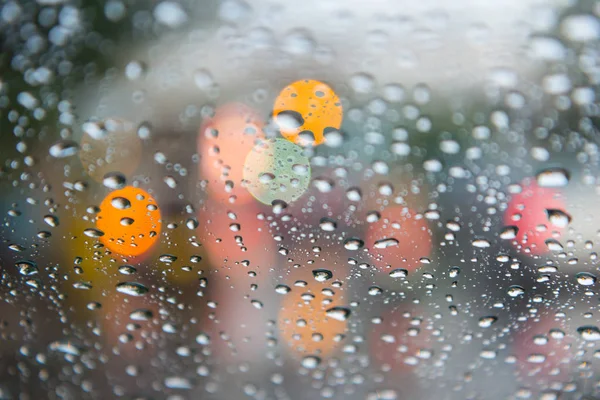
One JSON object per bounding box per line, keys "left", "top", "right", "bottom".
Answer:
{"left": 503, "top": 179, "right": 567, "bottom": 255}
{"left": 366, "top": 206, "right": 433, "bottom": 273}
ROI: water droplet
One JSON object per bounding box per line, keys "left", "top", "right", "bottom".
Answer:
{"left": 119, "top": 265, "right": 137, "bottom": 275}
{"left": 249, "top": 299, "right": 263, "bottom": 309}
{"left": 16, "top": 261, "right": 38, "bottom": 276}
{"left": 25, "top": 278, "right": 41, "bottom": 289}
{"left": 196, "top": 333, "right": 211, "bottom": 345}
{"left": 319, "top": 218, "right": 337, "bottom": 232}
{"left": 259, "top": 172, "right": 275, "bottom": 184}
{"left": 164, "top": 376, "right": 192, "bottom": 390}
{"left": 325, "top": 306, "right": 351, "bottom": 321}
{"left": 478, "top": 316, "right": 498, "bottom": 328}
{"left": 103, "top": 172, "right": 126, "bottom": 189}
{"left": 275, "top": 110, "right": 304, "bottom": 130}
{"left": 382, "top": 83, "right": 405, "bottom": 104}
{"left": 480, "top": 350, "right": 497, "bottom": 359}
{"left": 154, "top": 1, "right": 188, "bottom": 28}
{"left": 186, "top": 218, "right": 199, "bottom": 230}
{"left": 372, "top": 160, "right": 389, "bottom": 175}
{"left": 546, "top": 209, "right": 571, "bottom": 228}
{"left": 440, "top": 140, "right": 460, "bottom": 154}
{"left": 577, "top": 326, "right": 600, "bottom": 341}
{"left": 536, "top": 168, "right": 569, "bottom": 188}
{"left": 49, "top": 140, "right": 78, "bottom": 158}
{"left": 312, "top": 269, "right": 333, "bottom": 282}
{"left": 543, "top": 73, "right": 571, "bottom": 95}
{"left": 449, "top": 267, "right": 460, "bottom": 278}
{"left": 391, "top": 142, "right": 411, "bottom": 156}
{"left": 275, "top": 284, "right": 291, "bottom": 294}
{"left": 526, "top": 354, "right": 546, "bottom": 364}
{"left": 194, "top": 68, "right": 215, "bottom": 90}
{"left": 576, "top": 272, "right": 596, "bottom": 286}
{"left": 271, "top": 200, "right": 288, "bottom": 214}
{"left": 83, "top": 228, "right": 104, "bottom": 238}
{"left": 6, "top": 242, "right": 22, "bottom": 252}
{"left": 529, "top": 35, "right": 566, "bottom": 61}
{"left": 73, "top": 281, "right": 92, "bottom": 290}
{"left": 349, "top": 72, "right": 375, "bottom": 94}
{"left": 561, "top": 14, "right": 600, "bottom": 42}
{"left": 366, "top": 211, "right": 381, "bottom": 223}
{"left": 545, "top": 239, "right": 564, "bottom": 252}
{"left": 378, "top": 182, "right": 394, "bottom": 196}
{"left": 500, "top": 226, "right": 518, "bottom": 240}
{"left": 346, "top": 187, "right": 362, "bottom": 202}
{"left": 164, "top": 175, "right": 177, "bottom": 189}
{"left": 507, "top": 285, "right": 525, "bottom": 297}
{"left": 116, "top": 282, "right": 149, "bottom": 296}
{"left": 423, "top": 159, "right": 443, "bottom": 172}
{"left": 472, "top": 239, "right": 490, "bottom": 248}
{"left": 44, "top": 215, "right": 59, "bottom": 227}
{"left": 125, "top": 61, "right": 145, "bottom": 80}
{"left": 389, "top": 269, "right": 408, "bottom": 278}
{"left": 533, "top": 335, "right": 548, "bottom": 346}
{"left": 159, "top": 254, "right": 178, "bottom": 263}
{"left": 344, "top": 238, "right": 364, "bottom": 250}
{"left": 120, "top": 217, "right": 134, "bottom": 226}
{"left": 301, "top": 355, "right": 321, "bottom": 369}
{"left": 111, "top": 197, "right": 131, "bottom": 209}
{"left": 374, "top": 238, "right": 399, "bottom": 249}
{"left": 130, "top": 309, "right": 153, "bottom": 321}
{"left": 82, "top": 121, "right": 108, "bottom": 140}
{"left": 368, "top": 286, "right": 383, "bottom": 295}
{"left": 292, "top": 163, "right": 309, "bottom": 176}
{"left": 48, "top": 341, "right": 81, "bottom": 356}
{"left": 137, "top": 121, "right": 152, "bottom": 139}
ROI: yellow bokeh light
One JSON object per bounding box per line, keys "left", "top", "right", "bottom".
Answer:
{"left": 96, "top": 186, "right": 162, "bottom": 257}
{"left": 273, "top": 79, "right": 342, "bottom": 147}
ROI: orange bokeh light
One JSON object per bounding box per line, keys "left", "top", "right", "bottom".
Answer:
{"left": 278, "top": 276, "right": 348, "bottom": 359}
{"left": 273, "top": 79, "right": 342, "bottom": 147}
{"left": 198, "top": 103, "right": 265, "bottom": 204}
{"left": 366, "top": 206, "right": 433, "bottom": 273}
{"left": 96, "top": 186, "right": 162, "bottom": 257}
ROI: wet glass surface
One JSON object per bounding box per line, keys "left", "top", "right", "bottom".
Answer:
{"left": 1, "top": 0, "right": 600, "bottom": 399}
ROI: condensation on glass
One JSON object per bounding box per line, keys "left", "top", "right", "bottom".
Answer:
{"left": 0, "top": 0, "right": 599, "bottom": 399}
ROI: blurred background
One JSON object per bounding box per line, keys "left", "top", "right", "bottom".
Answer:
{"left": 0, "top": 0, "right": 600, "bottom": 399}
